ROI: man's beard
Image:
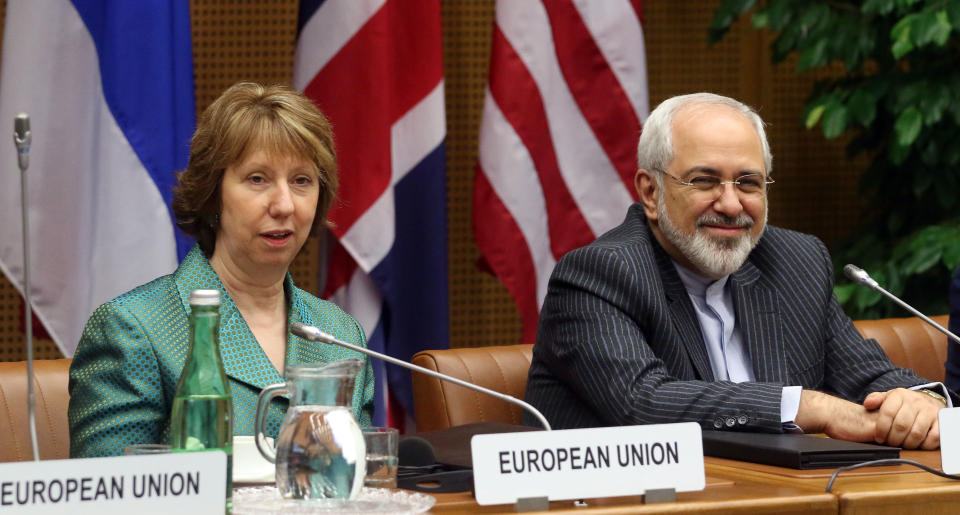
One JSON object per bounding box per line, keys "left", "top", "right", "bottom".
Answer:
{"left": 656, "top": 197, "right": 766, "bottom": 278}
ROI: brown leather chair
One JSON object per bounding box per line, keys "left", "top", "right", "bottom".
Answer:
{"left": 854, "top": 315, "right": 949, "bottom": 383}
{"left": 411, "top": 315, "right": 952, "bottom": 431}
{"left": 411, "top": 345, "right": 532, "bottom": 432}
{"left": 0, "top": 359, "right": 72, "bottom": 461}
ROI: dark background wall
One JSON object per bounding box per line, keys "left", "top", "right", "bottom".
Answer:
{"left": 0, "top": 0, "right": 859, "bottom": 360}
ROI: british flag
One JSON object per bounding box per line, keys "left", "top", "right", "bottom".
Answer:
{"left": 294, "top": 0, "right": 448, "bottom": 429}
{"left": 474, "top": 0, "right": 648, "bottom": 343}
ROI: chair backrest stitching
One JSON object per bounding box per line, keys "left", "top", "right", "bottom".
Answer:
{"left": 452, "top": 352, "right": 484, "bottom": 423}
{"left": 0, "top": 366, "right": 26, "bottom": 461}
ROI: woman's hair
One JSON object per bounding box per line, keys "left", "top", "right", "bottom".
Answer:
{"left": 172, "top": 82, "right": 337, "bottom": 256}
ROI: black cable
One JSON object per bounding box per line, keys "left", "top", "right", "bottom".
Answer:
{"left": 825, "top": 458, "right": 960, "bottom": 492}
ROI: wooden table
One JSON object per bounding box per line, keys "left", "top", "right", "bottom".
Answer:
{"left": 705, "top": 450, "right": 960, "bottom": 515}
{"left": 428, "top": 475, "right": 837, "bottom": 513}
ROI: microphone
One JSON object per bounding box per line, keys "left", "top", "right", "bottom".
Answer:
{"left": 290, "top": 322, "right": 552, "bottom": 431}
{"left": 12, "top": 113, "right": 39, "bottom": 461}
{"left": 13, "top": 113, "right": 30, "bottom": 171}
{"left": 844, "top": 264, "right": 960, "bottom": 345}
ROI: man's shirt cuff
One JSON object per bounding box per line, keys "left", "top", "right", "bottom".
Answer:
{"left": 781, "top": 385, "right": 802, "bottom": 423}
{"left": 910, "top": 382, "right": 953, "bottom": 408}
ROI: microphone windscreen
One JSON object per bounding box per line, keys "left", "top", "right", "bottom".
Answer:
{"left": 398, "top": 436, "right": 436, "bottom": 467}
{"left": 843, "top": 264, "right": 863, "bottom": 282}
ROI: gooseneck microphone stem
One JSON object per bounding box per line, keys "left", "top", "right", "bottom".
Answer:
{"left": 844, "top": 264, "right": 960, "bottom": 345}
{"left": 291, "top": 322, "right": 552, "bottom": 431}
{"left": 14, "top": 113, "right": 39, "bottom": 462}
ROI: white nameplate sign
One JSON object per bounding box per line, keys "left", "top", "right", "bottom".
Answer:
{"left": 0, "top": 451, "right": 226, "bottom": 514}
{"left": 939, "top": 408, "right": 960, "bottom": 474}
{"left": 471, "top": 422, "right": 704, "bottom": 505}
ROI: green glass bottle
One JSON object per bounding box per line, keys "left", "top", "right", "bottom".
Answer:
{"left": 170, "top": 289, "right": 233, "bottom": 511}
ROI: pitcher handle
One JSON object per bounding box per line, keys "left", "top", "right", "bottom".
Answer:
{"left": 255, "top": 383, "right": 287, "bottom": 464}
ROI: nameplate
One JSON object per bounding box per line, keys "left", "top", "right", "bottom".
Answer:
{"left": 939, "top": 408, "right": 960, "bottom": 474}
{"left": 0, "top": 451, "right": 226, "bottom": 513}
{"left": 471, "top": 422, "right": 704, "bottom": 505}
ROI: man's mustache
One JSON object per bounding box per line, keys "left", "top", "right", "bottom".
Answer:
{"left": 696, "top": 213, "right": 754, "bottom": 230}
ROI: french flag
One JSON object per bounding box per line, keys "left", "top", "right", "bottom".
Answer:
{"left": 295, "top": 0, "right": 449, "bottom": 429}
{"left": 0, "top": 1, "right": 195, "bottom": 356}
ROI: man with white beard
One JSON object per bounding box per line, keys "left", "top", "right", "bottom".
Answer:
{"left": 524, "top": 93, "right": 952, "bottom": 449}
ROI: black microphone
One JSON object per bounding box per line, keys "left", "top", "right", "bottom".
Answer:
{"left": 13, "top": 113, "right": 30, "bottom": 171}
{"left": 290, "top": 322, "right": 552, "bottom": 430}
{"left": 844, "top": 264, "right": 960, "bottom": 345}
{"left": 398, "top": 436, "right": 436, "bottom": 467}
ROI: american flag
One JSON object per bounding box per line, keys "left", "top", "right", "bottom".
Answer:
{"left": 474, "top": 0, "right": 648, "bottom": 343}
{"left": 294, "top": 0, "right": 449, "bottom": 429}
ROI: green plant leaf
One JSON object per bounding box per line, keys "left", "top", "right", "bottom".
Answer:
{"left": 766, "top": 0, "right": 793, "bottom": 31}
{"left": 854, "top": 283, "right": 883, "bottom": 311}
{"left": 822, "top": 102, "right": 849, "bottom": 139}
{"left": 847, "top": 90, "right": 876, "bottom": 126}
{"left": 912, "top": 10, "right": 940, "bottom": 47}
{"left": 752, "top": 11, "right": 769, "bottom": 28}
{"left": 863, "top": 0, "right": 895, "bottom": 15}
{"left": 901, "top": 244, "right": 942, "bottom": 275}
{"left": 889, "top": 141, "right": 911, "bottom": 164}
{"left": 806, "top": 104, "right": 826, "bottom": 129}
{"left": 894, "top": 107, "right": 923, "bottom": 146}
{"left": 932, "top": 11, "right": 952, "bottom": 46}
{"left": 919, "top": 84, "right": 950, "bottom": 125}
{"left": 891, "top": 14, "right": 916, "bottom": 58}
{"left": 834, "top": 283, "right": 857, "bottom": 304}
{"left": 943, "top": 229, "right": 960, "bottom": 269}
{"left": 709, "top": 0, "right": 757, "bottom": 42}
{"left": 796, "top": 38, "right": 829, "bottom": 72}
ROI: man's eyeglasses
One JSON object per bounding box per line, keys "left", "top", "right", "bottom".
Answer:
{"left": 657, "top": 170, "right": 774, "bottom": 196}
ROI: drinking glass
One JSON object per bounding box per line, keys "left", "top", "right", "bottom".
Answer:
{"left": 362, "top": 427, "right": 399, "bottom": 488}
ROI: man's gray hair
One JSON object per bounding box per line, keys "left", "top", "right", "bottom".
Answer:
{"left": 637, "top": 93, "right": 773, "bottom": 188}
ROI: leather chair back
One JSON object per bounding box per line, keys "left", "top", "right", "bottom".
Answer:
{"left": 854, "top": 315, "right": 949, "bottom": 383}
{"left": 411, "top": 315, "right": 952, "bottom": 431}
{"left": 0, "top": 359, "right": 72, "bottom": 461}
{"left": 411, "top": 345, "right": 532, "bottom": 432}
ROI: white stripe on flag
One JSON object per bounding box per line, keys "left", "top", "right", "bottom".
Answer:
{"left": 572, "top": 0, "right": 649, "bottom": 123}
{"left": 293, "top": 0, "right": 387, "bottom": 91}
{"left": 478, "top": 89, "right": 556, "bottom": 307}
{"left": 340, "top": 81, "right": 446, "bottom": 272}
{"left": 328, "top": 266, "right": 382, "bottom": 342}
{"left": 496, "top": 1, "right": 633, "bottom": 236}
{"left": 0, "top": 1, "right": 177, "bottom": 354}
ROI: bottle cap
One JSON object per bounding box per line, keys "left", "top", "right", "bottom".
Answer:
{"left": 189, "top": 289, "right": 221, "bottom": 306}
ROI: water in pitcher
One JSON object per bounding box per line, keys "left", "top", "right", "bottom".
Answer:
{"left": 274, "top": 405, "right": 365, "bottom": 499}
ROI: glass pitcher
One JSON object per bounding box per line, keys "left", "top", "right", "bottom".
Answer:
{"left": 254, "top": 359, "right": 366, "bottom": 500}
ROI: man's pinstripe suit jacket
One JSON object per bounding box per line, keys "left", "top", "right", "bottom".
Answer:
{"left": 525, "top": 203, "right": 939, "bottom": 431}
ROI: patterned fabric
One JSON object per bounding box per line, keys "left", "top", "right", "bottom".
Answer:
{"left": 69, "top": 245, "right": 375, "bottom": 457}
{"left": 525, "top": 204, "right": 937, "bottom": 431}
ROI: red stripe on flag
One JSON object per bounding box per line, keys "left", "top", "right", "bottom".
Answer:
{"left": 488, "top": 25, "right": 596, "bottom": 258}
{"left": 303, "top": 0, "right": 444, "bottom": 237}
{"left": 631, "top": 0, "right": 643, "bottom": 23}
{"left": 542, "top": 0, "right": 640, "bottom": 199}
{"left": 473, "top": 166, "right": 540, "bottom": 343}
{"left": 321, "top": 239, "right": 358, "bottom": 299}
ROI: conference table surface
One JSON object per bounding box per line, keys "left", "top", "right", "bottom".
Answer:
{"left": 424, "top": 449, "right": 957, "bottom": 514}
{"left": 429, "top": 475, "right": 837, "bottom": 513}
{"left": 705, "top": 449, "right": 959, "bottom": 515}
